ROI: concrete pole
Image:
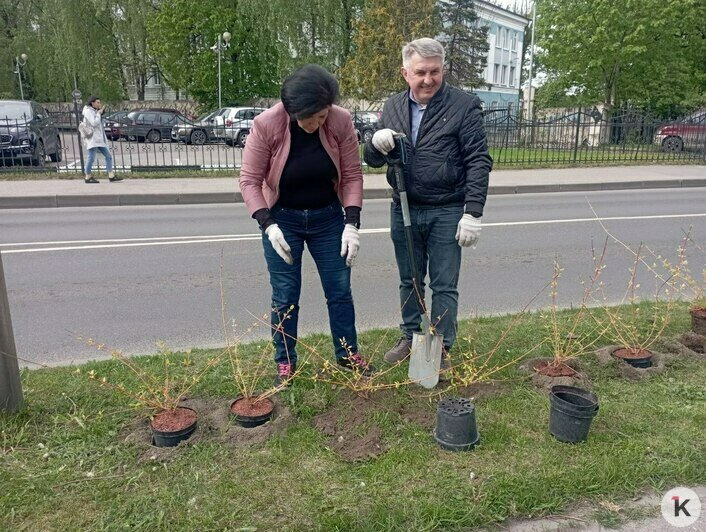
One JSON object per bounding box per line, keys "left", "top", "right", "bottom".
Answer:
{"left": 527, "top": 1, "right": 537, "bottom": 120}
{"left": 0, "top": 252, "right": 23, "bottom": 412}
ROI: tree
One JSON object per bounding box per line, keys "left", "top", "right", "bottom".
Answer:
{"left": 109, "top": 0, "right": 159, "bottom": 101}
{"left": 437, "top": 0, "right": 489, "bottom": 90}
{"left": 267, "top": 0, "right": 364, "bottom": 75}
{"left": 341, "top": 0, "right": 438, "bottom": 99}
{"left": 536, "top": 0, "right": 705, "bottom": 116}
{"left": 147, "top": 0, "right": 281, "bottom": 108}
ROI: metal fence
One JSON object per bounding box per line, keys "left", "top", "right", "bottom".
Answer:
{"left": 1, "top": 105, "right": 704, "bottom": 174}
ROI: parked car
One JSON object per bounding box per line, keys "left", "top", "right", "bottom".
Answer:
{"left": 103, "top": 110, "right": 130, "bottom": 141}
{"left": 220, "top": 107, "right": 266, "bottom": 146}
{"left": 352, "top": 111, "right": 380, "bottom": 143}
{"left": 0, "top": 99, "right": 62, "bottom": 166}
{"left": 655, "top": 109, "right": 706, "bottom": 152}
{"left": 171, "top": 109, "right": 227, "bottom": 144}
{"left": 121, "top": 109, "right": 190, "bottom": 143}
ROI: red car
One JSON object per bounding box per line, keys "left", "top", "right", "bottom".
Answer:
{"left": 654, "top": 109, "right": 706, "bottom": 152}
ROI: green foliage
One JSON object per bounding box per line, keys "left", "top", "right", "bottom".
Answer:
{"left": 341, "top": 0, "right": 438, "bottom": 99}
{"left": 266, "top": 0, "right": 364, "bottom": 76}
{"left": 536, "top": 0, "right": 705, "bottom": 114}
{"left": 1, "top": 0, "right": 127, "bottom": 102}
{"left": 437, "top": 0, "right": 489, "bottom": 90}
{"left": 146, "top": 0, "right": 281, "bottom": 107}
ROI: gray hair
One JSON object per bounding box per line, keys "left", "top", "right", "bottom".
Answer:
{"left": 402, "top": 38, "right": 445, "bottom": 68}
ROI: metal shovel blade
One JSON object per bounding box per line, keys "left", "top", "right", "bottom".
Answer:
{"left": 408, "top": 331, "right": 443, "bottom": 389}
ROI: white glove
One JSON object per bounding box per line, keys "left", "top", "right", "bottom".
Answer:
{"left": 265, "top": 224, "right": 293, "bottom": 265}
{"left": 455, "top": 214, "right": 482, "bottom": 248}
{"left": 340, "top": 224, "right": 360, "bottom": 267}
{"left": 371, "top": 128, "right": 397, "bottom": 155}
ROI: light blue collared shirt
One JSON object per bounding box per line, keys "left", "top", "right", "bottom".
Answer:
{"left": 409, "top": 93, "right": 427, "bottom": 146}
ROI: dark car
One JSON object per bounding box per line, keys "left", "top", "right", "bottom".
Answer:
{"left": 104, "top": 110, "right": 130, "bottom": 141}
{"left": 121, "top": 109, "right": 190, "bottom": 143}
{"left": 0, "top": 100, "right": 62, "bottom": 166}
{"left": 654, "top": 109, "right": 706, "bottom": 152}
{"left": 352, "top": 111, "right": 380, "bottom": 143}
{"left": 171, "top": 109, "right": 226, "bottom": 144}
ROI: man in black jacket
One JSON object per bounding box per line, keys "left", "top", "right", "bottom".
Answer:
{"left": 364, "top": 37, "right": 493, "bottom": 375}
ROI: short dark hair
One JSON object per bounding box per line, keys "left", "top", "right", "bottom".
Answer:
{"left": 281, "top": 65, "right": 339, "bottom": 120}
{"left": 86, "top": 95, "right": 100, "bottom": 107}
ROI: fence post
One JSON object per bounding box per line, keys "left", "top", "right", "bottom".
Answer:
{"left": 573, "top": 107, "right": 582, "bottom": 163}
{"left": 72, "top": 89, "right": 85, "bottom": 174}
{"left": 0, "top": 253, "right": 23, "bottom": 413}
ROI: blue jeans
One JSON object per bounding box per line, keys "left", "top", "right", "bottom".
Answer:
{"left": 85, "top": 146, "right": 113, "bottom": 175}
{"left": 390, "top": 203, "right": 463, "bottom": 349}
{"left": 263, "top": 201, "right": 357, "bottom": 364}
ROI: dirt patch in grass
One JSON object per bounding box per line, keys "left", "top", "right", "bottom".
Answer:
{"left": 594, "top": 346, "right": 668, "bottom": 380}
{"left": 119, "top": 396, "right": 292, "bottom": 463}
{"left": 518, "top": 357, "right": 591, "bottom": 392}
{"left": 311, "top": 388, "right": 441, "bottom": 461}
{"left": 675, "top": 332, "right": 706, "bottom": 356}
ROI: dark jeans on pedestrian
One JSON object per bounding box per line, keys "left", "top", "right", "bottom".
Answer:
{"left": 390, "top": 202, "right": 463, "bottom": 350}
{"left": 263, "top": 200, "right": 358, "bottom": 365}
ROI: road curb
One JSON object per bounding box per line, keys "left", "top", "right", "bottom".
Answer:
{"left": 1, "top": 179, "right": 705, "bottom": 209}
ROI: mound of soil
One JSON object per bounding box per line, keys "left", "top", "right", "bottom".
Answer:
{"left": 518, "top": 357, "right": 590, "bottom": 392}
{"left": 594, "top": 346, "right": 668, "bottom": 380}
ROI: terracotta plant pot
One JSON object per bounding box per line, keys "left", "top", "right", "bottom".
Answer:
{"left": 150, "top": 406, "right": 198, "bottom": 447}
{"left": 690, "top": 307, "right": 706, "bottom": 336}
{"left": 230, "top": 396, "right": 275, "bottom": 428}
{"left": 611, "top": 346, "right": 653, "bottom": 368}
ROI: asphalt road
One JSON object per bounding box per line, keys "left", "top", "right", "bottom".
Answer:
{"left": 1, "top": 187, "right": 705, "bottom": 367}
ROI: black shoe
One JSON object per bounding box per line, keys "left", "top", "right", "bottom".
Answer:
{"left": 109, "top": 176, "right": 123, "bottom": 182}
{"left": 84, "top": 177, "right": 99, "bottom": 184}
{"left": 337, "top": 353, "right": 377, "bottom": 377}
{"left": 274, "top": 362, "right": 297, "bottom": 387}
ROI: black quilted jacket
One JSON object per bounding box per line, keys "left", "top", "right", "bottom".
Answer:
{"left": 363, "top": 82, "right": 493, "bottom": 215}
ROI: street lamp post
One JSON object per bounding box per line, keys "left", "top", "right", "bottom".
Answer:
{"left": 14, "top": 53, "right": 28, "bottom": 100}
{"left": 215, "top": 31, "right": 231, "bottom": 108}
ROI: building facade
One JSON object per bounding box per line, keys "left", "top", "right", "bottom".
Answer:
{"left": 472, "top": 0, "right": 530, "bottom": 111}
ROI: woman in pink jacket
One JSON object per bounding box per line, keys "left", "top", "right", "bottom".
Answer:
{"left": 240, "top": 64, "right": 376, "bottom": 385}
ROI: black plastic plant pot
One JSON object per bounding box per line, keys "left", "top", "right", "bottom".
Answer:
{"left": 230, "top": 397, "right": 275, "bottom": 428}
{"left": 549, "top": 385, "right": 598, "bottom": 443}
{"left": 626, "top": 356, "right": 652, "bottom": 369}
{"left": 611, "top": 347, "right": 653, "bottom": 368}
{"left": 433, "top": 397, "right": 480, "bottom": 451}
{"left": 150, "top": 407, "right": 198, "bottom": 448}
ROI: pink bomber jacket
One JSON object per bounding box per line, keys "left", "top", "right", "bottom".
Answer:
{"left": 239, "top": 102, "right": 364, "bottom": 215}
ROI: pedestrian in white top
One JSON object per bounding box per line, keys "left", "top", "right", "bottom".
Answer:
{"left": 82, "top": 96, "right": 121, "bottom": 183}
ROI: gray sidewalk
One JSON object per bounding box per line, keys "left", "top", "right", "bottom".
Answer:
{"left": 0, "top": 164, "right": 704, "bottom": 209}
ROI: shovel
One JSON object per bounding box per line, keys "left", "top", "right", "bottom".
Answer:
{"left": 386, "top": 135, "right": 443, "bottom": 389}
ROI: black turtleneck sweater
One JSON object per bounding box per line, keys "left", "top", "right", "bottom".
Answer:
{"left": 252, "top": 121, "right": 361, "bottom": 230}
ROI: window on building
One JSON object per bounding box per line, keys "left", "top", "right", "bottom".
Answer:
{"left": 502, "top": 65, "right": 507, "bottom": 85}
{"left": 509, "top": 66, "right": 516, "bottom": 87}
{"left": 511, "top": 32, "right": 517, "bottom": 51}
{"left": 500, "top": 28, "right": 506, "bottom": 48}
{"left": 493, "top": 64, "right": 500, "bottom": 84}
{"left": 151, "top": 68, "right": 162, "bottom": 86}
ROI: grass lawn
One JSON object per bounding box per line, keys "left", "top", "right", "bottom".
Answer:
{"left": 1, "top": 303, "right": 705, "bottom": 530}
